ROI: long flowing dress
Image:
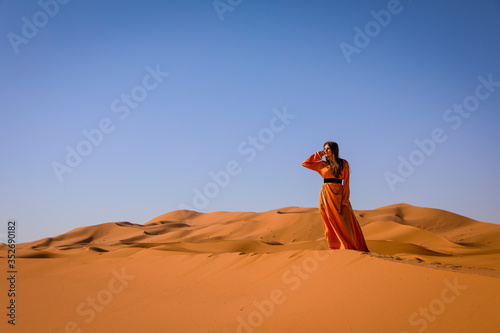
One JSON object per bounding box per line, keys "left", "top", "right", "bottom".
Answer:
{"left": 302, "top": 152, "right": 369, "bottom": 252}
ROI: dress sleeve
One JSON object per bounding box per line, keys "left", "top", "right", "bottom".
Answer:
{"left": 302, "top": 152, "right": 324, "bottom": 173}
{"left": 342, "top": 160, "right": 350, "bottom": 205}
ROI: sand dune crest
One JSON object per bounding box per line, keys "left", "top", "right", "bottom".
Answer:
{"left": 2, "top": 203, "right": 500, "bottom": 332}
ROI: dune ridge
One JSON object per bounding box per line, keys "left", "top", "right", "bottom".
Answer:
{"left": 1, "top": 203, "right": 500, "bottom": 332}
{"left": 8, "top": 203, "right": 500, "bottom": 276}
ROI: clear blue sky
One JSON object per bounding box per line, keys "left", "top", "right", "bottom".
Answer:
{"left": 1, "top": 0, "right": 500, "bottom": 243}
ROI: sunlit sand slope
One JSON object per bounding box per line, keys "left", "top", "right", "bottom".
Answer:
{"left": 1, "top": 203, "right": 499, "bottom": 332}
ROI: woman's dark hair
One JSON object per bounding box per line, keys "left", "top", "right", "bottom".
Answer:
{"left": 324, "top": 141, "right": 344, "bottom": 178}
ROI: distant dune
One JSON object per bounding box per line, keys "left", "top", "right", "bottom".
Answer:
{"left": 1, "top": 203, "right": 500, "bottom": 332}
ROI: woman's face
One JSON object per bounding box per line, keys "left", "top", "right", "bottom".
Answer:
{"left": 323, "top": 144, "right": 333, "bottom": 159}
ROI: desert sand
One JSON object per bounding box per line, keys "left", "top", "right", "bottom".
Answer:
{"left": 2, "top": 203, "right": 500, "bottom": 332}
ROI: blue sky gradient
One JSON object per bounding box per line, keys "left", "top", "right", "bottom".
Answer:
{"left": 1, "top": 0, "right": 500, "bottom": 243}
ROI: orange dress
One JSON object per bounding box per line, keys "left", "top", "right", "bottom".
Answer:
{"left": 302, "top": 152, "right": 369, "bottom": 252}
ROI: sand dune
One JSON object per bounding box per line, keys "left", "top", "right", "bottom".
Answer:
{"left": 1, "top": 203, "right": 500, "bottom": 332}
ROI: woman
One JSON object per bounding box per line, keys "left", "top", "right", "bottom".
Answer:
{"left": 302, "top": 141, "right": 369, "bottom": 252}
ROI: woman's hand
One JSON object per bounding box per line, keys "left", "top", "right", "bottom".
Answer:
{"left": 318, "top": 150, "right": 326, "bottom": 157}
